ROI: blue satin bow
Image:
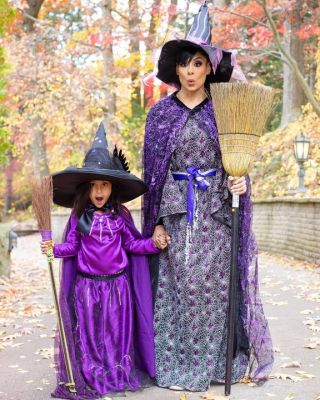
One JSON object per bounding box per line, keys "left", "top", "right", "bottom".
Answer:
{"left": 172, "top": 166, "right": 216, "bottom": 224}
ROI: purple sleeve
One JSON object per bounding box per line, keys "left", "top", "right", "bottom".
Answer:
{"left": 121, "top": 223, "right": 159, "bottom": 255}
{"left": 53, "top": 214, "right": 81, "bottom": 258}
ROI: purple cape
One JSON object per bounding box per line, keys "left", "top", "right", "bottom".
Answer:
{"left": 142, "top": 93, "right": 273, "bottom": 383}
{"left": 52, "top": 206, "right": 155, "bottom": 400}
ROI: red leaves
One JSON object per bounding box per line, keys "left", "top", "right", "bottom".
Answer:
{"left": 295, "top": 24, "right": 320, "bottom": 40}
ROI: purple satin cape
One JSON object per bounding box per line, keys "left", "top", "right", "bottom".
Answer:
{"left": 142, "top": 93, "right": 274, "bottom": 383}
{"left": 52, "top": 206, "right": 155, "bottom": 400}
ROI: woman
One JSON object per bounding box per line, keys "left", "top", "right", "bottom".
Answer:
{"left": 142, "top": 2, "right": 273, "bottom": 393}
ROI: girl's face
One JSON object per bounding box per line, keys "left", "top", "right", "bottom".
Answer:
{"left": 89, "top": 180, "right": 112, "bottom": 208}
{"left": 176, "top": 51, "right": 211, "bottom": 93}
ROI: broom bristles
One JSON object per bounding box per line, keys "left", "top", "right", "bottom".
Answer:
{"left": 210, "top": 82, "right": 275, "bottom": 177}
{"left": 32, "top": 176, "right": 53, "bottom": 231}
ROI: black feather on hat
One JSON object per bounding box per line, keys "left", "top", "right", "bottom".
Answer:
{"left": 52, "top": 122, "right": 147, "bottom": 208}
{"left": 156, "top": 1, "right": 234, "bottom": 87}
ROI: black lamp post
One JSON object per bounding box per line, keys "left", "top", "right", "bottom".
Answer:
{"left": 293, "top": 134, "right": 310, "bottom": 193}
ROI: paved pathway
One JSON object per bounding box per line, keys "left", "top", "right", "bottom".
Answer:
{"left": 0, "top": 234, "right": 319, "bottom": 400}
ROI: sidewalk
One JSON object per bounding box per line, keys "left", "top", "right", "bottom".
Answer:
{"left": 0, "top": 234, "right": 319, "bottom": 400}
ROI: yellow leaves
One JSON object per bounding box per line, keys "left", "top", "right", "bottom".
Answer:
{"left": 284, "top": 393, "right": 295, "bottom": 400}
{"left": 179, "top": 394, "right": 189, "bottom": 400}
{"left": 71, "top": 30, "right": 89, "bottom": 43}
{"left": 200, "top": 392, "right": 229, "bottom": 400}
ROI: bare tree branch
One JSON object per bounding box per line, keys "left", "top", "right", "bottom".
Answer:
{"left": 213, "top": 6, "right": 270, "bottom": 29}
{"left": 257, "top": 0, "right": 320, "bottom": 118}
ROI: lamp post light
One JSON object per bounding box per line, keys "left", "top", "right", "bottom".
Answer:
{"left": 293, "top": 134, "right": 310, "bottom": 193}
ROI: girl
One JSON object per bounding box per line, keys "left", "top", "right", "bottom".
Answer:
{"left": 41, "top": 122, "right": 166, "bottom": 399}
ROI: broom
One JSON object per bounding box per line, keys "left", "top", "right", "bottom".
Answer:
{"left": 32, "top": 176, "right": 76, "bottom": 395}
{"left": 210, "top": 82, "right": 274, "bottom": 396}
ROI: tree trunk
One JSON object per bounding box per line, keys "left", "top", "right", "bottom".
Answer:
{"left": 101, "top": 0, "right": 117, "bottom": 135}
{"left": 4, "top": 150, "right": 13, "bottom": 214}
{"left": 31, "top": 116, "right": 49, "bottom": 176}
{"left": 21, "top": 1, "right": 49, "bottom": 176}
{"left": 23, "top": 0, "right": 45, "bottom": 33}
{"left": 280, "top": 1, "right": 306, "bottom": 127}
{"left": 129, "top": 0, "right": 141, "bottom": 113}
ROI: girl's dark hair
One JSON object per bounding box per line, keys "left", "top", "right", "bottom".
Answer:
{"left": 73, "top": 181, "right": 121, "bottom": 219}
{"left": 175, "top": 45, "right": 213, "bottom": 91}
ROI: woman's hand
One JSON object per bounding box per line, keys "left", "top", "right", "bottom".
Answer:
{"left": 227, "top": 176, "right": 247, "bottom": 195}
{"left": 152, "top": 225, "right": 171, "bottom": 250}
{"left": 40, "top": 240, "right": 53, "bottom": 255}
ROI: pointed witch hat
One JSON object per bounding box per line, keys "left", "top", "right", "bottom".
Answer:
{"left": 156, "top": 1, "right": 234, "bottom": 87}
{"left": 52, "top": 122, "right": 147, "bottom": 207}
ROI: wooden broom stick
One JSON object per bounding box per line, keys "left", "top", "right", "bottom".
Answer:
{"left": 32, "top": 176, "right": 76, "bottom": 395}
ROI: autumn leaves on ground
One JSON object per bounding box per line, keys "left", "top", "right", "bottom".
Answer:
{"left": 0, "top": 234, "right": 319, "bottom": 400}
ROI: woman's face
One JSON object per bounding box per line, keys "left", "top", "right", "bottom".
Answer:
{"left": 89, "top": 180, "right": 112, "bottom": 208}
{"left": 176, "top": 51, "right": 211, "bottom": 93}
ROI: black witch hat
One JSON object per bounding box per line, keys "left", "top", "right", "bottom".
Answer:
{"left": 52, "top": 122, "right": 147, "bottom": 208}
{"left": 157, "top": 1, "right": 234, "bottom": 87}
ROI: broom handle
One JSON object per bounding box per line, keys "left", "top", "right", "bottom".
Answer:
{"left": 225, "top": 193, "right": 239, "bottom": 396}
{"left": 46, "top": 251, "right": 77, "bottom": 394}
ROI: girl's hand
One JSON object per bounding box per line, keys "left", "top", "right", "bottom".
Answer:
{"left": 152, "top": 225, "right": 171, "bottom": 250}
{"left": 227, "top": 176, "right": 247, "bottom": 195}
{"left": 40, "top": 240, "right": 53, "bottom": 255}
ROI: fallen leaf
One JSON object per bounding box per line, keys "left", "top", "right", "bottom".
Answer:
{"left": 239, "top": 376, "right": 252, "bottom": 384}
{"left": 300, "top": 310, "right": 314, "bottom": 315}
{"left": 295, "top": 370, "right": 316, "bottom": 379}
{"left": 11, "top": 342, "right": 24, "bottom": 348}
{"left": 280, "top": 361, "right": 302, "bottom": 368}
{"left": 179, "top": 394, "right": 189, "bottom": 400}
{"left": 304, "top": 343, "right": 317, "bottom": 349}
{"left": 270, "top": 373, "right": 303, "bottom": 382}
{"left": 284, "top": 393, "right": 295, "bottom": 400}
{"left": 200, "top": 392, "right": 229, "bottom": 400}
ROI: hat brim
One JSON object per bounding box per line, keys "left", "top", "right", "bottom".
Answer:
{"left": 52, "top": 167, "right": 147, "bottom": 208}
{"left": 156, "top": 39, "right": 233, "bottom": 87}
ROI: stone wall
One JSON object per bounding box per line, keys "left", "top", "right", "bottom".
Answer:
{"left": 0, "top": 227, "right": 11, "bottom": 277}
{"left": 252, "top": 198, "right": 320, "bottom": 264}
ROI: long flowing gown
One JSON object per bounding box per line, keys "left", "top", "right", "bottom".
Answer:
{"left": 153, "top": 96, "right": 249, "bottom": 391}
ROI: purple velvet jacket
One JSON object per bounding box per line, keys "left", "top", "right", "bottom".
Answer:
{"left": 142, "top": 93, "right": 274, "bottom": 382}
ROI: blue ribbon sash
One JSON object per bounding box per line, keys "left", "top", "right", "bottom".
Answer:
{"left": 172, "top": 166, "right": 216, "bottom": 224}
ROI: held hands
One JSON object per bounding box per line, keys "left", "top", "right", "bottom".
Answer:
{"left": 40, "top": 240, "right": 54, "bottom": 255}
{"left": 152, "top": 225, "right": 171, "bottom": 250}
{"left": 227, "top": 176, "right": 247, "bottom": 196}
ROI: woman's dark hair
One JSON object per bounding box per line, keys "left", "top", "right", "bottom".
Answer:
{"left": 175, "top": 45, "right": 213, "bottom": 90}
{"left": 176, "top": 45, "right": 209, "bottom": 66}
{"left": 73, "top": 181, "right": 121, "bottom": 219}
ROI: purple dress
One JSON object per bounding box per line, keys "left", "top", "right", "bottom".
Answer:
{"left": 52, "top": 209, "right": 158, "bottom": 398}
